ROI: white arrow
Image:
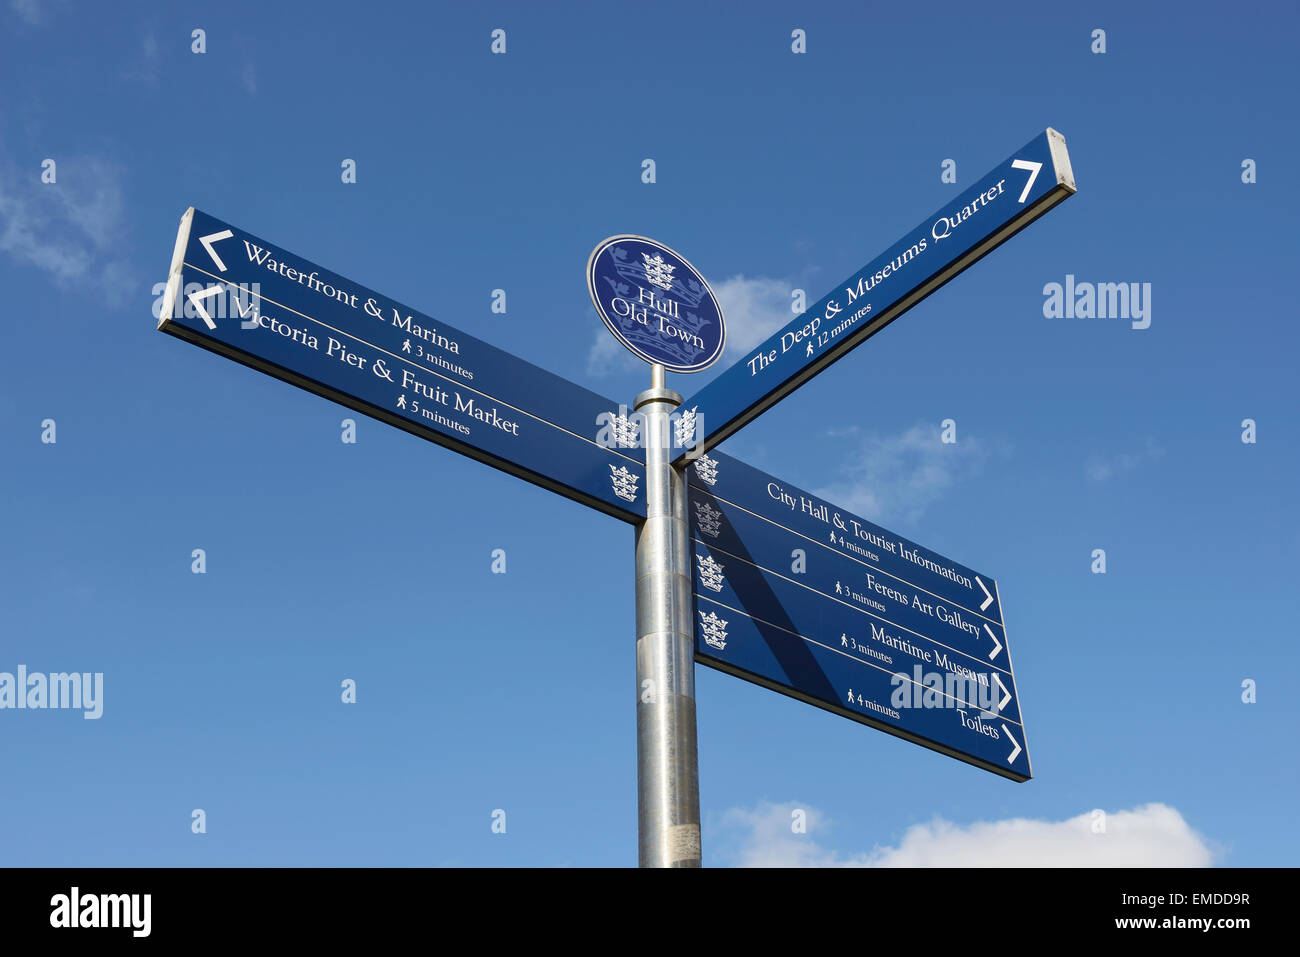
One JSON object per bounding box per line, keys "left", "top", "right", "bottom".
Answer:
{"left": 975, "top": 576, "right": 994, "bottom": 612}
{"left": 187, "top": 285, "right": 224, "bottom": 330}
{"left": 1010, "top": 158, "right": 1042, "bottom": 204}
{"left": 992, "top": 672, "right": 1012, "bottom": 713}
{"left": 199, "top": 229, "right": 234, "bottom": 272}
{"left": 1002, "top": 725, "right": 1022, "bottom": 764}
{"left": 984, "top": 622, "right": 1003, "bottom": 661}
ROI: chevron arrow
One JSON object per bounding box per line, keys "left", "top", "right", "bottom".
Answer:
{"left": 975, "top": 575, "right": 994, "bottom": 612}
{"left": 984, "top": 623, "right": 1003, "bottom": 661}
{"left": 1002, "top": 725, "right": 1022, "bottom": 765}
{"left": 992, "top": 672, "right": 1012, "bottom": 713}
{"left": 186, "top": 285, "right": 224, "bottom": 330}
{"left": 198, "top": 229, "right": 234, "bottom": 272}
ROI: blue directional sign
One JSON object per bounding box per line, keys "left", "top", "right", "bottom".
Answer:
{"left": 686, "top": 451, "right": 1030, "bottom": 781}
{"left": 676, "top": 128, "right": 1075, "bottom": 460}
{"left": 158, "top": 208, "right": 647, "bottom": 522}
{"left": 587, "top": 235, "right": 726, "bottom": 373}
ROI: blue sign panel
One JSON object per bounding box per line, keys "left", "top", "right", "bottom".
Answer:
{"left": 686, "top": 450, "right": 1030, "bottom": 781}
{"left": 676, "top": 129, "right": 1075, "bottom": 460}
{"left": 158, "top": 208, "right": 647, "bottom": 522}
{"left": 587, "top": 235, "right": 726, "bottom": 373}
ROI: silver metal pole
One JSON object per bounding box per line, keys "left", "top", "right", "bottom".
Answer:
{"left": 634, "top": 363, "right": 702, "bottom": 867}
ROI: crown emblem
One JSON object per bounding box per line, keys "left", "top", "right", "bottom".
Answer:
{"left": 674, "top": 406, "right": 698, "bottom": 449}
{"left": 698, "top": 611, "right": 729, "bottom": 651}
{"left": 693, "top": 501, "right": 723, "bottom": 539}
{"left": 693, "top": 454, "right": 719, "bottom": 487}
{"left": 609, "top": 465, "right": 640, "bottom": 503}
{"left": 641, "top": 252, "right": 676, "bottom": 291}
{"left": 608, "top": 409, "right": 641, "bottom": 449}
{"left": 696, "top": 554, "right": 726, "bottom": 592}
{"left": 606, "top": 245, "right": 709, "bottom": 309}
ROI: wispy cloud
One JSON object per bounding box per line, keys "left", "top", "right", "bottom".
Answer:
{"left": 0, "top": 154, "right": 128, "bottom": 286}
{"left": 9, "top": 0, "right": 67, "bottom": 26}
{"left": 814, "top": 423, "right": 996, "bottom": 524}
{"left": 238, "top": 61, "right": 258, "bottom": 95}
{"left": 124, "top": 30, "right": 160, "bottom": 85}
{"left": 714, "top": 801, "right": 1215, "bottom": 867}
{"left": 711, "top": 274, "right": 793, "bottom": 358}
{"left": 585, "top": 317, "right": 641, "bottom": 375}
{"left": 10, "top": 0, "right": 42, "bottom": 24}
{"left": 1086, "top": 438, "right": 1163, "bottom": 483}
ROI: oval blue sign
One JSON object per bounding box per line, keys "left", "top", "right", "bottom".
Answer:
{"left": 587, "top": 235, "right": 726, "bottom": 373}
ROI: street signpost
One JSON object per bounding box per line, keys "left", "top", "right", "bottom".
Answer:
{"left": 158, "top": 127, "right": 1075, "bottom": 865}
{"left": 676, "top": 128, "right": 1075, "bottom": 460}
{"left": 159, "top": 208, "right": 646, "bottom": 522}
{"left": 686, "top": 451, "right": 1029, "bottom": 781}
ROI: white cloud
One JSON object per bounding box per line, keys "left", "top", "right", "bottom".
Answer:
{"left": 124, "top": 31, "right": 160, "bottom": 85}
{"left": 1086, "top": 438, "right": 1163, "bottom": 483}
{"left": 9, "top": 0, "right": 67, "bottom": 26}
{"left": 586, "top": 273, "right": 793, "bottom": 376}
{"left": 716, "top": 802, "right": 842, "bottom": 867}
{"left": 585, "top": 317, "right": 642, "bottom": 375}
{"left": 814, "top": 423, "right": 995, "bottom": 524}
{"left": 0, "top": 155, "right": 128, "bottom": 285}
{"left": 711, "top": 274, "right": 793, "bottom": 358}
{"left": 239, "top": 61, "right": 258, "bottom": 95}
{"left": 714, "top": 801, "right": 1215, "bottom": 868}
{"left": 10, "top": 0, "right": 42, "bottom": 24}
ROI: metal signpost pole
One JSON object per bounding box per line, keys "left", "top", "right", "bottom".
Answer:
{"left": 634, "top": 363, "right": 702, "bottom": 867}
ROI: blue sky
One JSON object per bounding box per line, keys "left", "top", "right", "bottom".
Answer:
{"left": 1, "top": 0, "right": 1295, "bottom": 866}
